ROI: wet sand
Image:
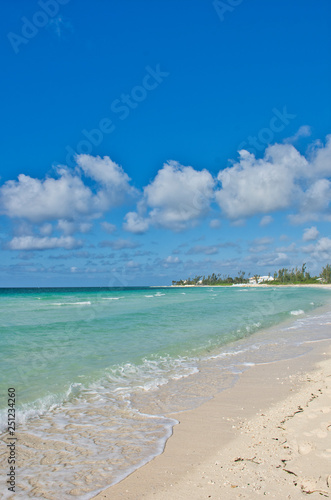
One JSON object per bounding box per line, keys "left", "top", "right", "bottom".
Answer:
{"left": 95, "top": 339, "right": 331, "bottom": 499}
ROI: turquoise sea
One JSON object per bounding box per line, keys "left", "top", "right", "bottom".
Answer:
{"left": 1, "top": 285, "right": 331, "bottom": 498}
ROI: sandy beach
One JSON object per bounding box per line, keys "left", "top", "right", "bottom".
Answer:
{"left": 95, "top": 336, "right": 331, "bottom": 499}
{"left": 2, "top": 0, "right": 331, "bottom": 497}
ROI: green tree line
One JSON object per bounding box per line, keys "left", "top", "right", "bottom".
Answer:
{"left": 172, "top": 264, "right": 331, "bottom": 286}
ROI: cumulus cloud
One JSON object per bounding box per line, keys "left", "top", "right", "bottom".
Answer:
{"left": 300, "top": 179, "right": 331, "bottom": 213}
{"left": 310, "top": 134, "right": 331, "bottom": 177}
{"left": 0, "top": 170, "right": 96, "bottom": 223}
{"left": 303, "top": 237, "right": 331, "bottom": 261}
{"left": 125, "top": 161, "right": 215, "bottom": 232}
{"left": 288, "top": 136, "right": 331, "bottom": 223}
{"left": 288, "top": 178, "right": 331, "bottom": 224}
{"left": 76, "top": 155, "right": 135, "bottom": 203}
{"left": 0, "top": 155, "right": 135, "bottom": 225}
{"left": 123, "top": 212, "right": 150, "bottom": 234}
{"left": 2, "top": 135, "right": 331, "bottom": 257}
{"left": 215, "top": 144, "right": 307, "bottom": 220}
{"left": 216, "top": 136, "right": 331, "bottom": 222}
{"left": 8, "top": 236, "right": 82, "bottom": 251}
{"left": 303, "top": 226, "right": 319, "bottom": 242}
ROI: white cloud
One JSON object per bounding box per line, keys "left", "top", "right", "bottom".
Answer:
{"left": 310, "top": 134, "right": 331, "bottom": 177}
{"left": 123, "top": 212, "right": 150, "bottom": 234}
{"left": 0, "top": 155, "right": 135, "bottom": 226}
{"left": 164, "top": 256, "right": 180, "bottom": 264}
{"left": 303, "top": 237, "right": 331, "bottom": 261}
{"left": 300, "top": 179, "right": 331, "bottom": 213}
{"left": 0, "top": 170, "right": 97, "bottom": 223}
{"left": 162, "top": 255, "right": 181, "bottom": 268}
{"left": 125, "top": 161, "right": 215, "bottom": 232}
{"left": 284, "top": 125, "right": 311, "bottom": 143}
{"left": 288, "top": 178, "right": 331, "bottom": 224}
{"left": 76, "top": 155, "right": 135, "bottom": 204}
{"left": 260, "top": 215, "right": 273, "bottom": 227}
{"left": 303, "top": 226, "right": 319, "bottom": 242}
{"left": 8, "top": 236, "right": 82, "bottom": 251}
{"left": 215, "top": 144, "right": 308, "bottom": 219}
{"left": 2, "top": 135, "right": 331, "bottom": 254}
{"left": 216, "top": 136, "right": 331, "bottom": 223}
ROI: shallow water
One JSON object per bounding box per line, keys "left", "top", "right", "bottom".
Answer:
{"left": 1, "top": 286, "right": 331, "bottom": 498}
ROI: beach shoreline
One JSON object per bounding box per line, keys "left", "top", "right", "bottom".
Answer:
{"left": 2, "top": 287, "right": 331, "bottom": 499}
{"left": 171, "top": 283, "right": 331, "bottom": 288}
{"left": 95, "top": 327, "right": 331, "bottom": 499}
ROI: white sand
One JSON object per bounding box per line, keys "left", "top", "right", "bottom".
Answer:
{"left": 95, "top": 341, "right": 331, "bottom": 499}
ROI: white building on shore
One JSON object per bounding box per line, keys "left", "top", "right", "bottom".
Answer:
{"left": 248, "top": 275, "right": 274, "bottom": 284}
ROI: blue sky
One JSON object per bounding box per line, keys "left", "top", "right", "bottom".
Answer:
{"left": 0, "top": 0, "right": 331, "bottom": 286}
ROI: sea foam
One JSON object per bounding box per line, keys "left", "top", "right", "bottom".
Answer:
{"left": 290, "top": 309, "right": 305, "bottom": 316}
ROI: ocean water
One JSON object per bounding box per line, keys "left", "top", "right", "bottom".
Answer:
{"left": 1, "top": 285, "right": 331, "bottom": 498}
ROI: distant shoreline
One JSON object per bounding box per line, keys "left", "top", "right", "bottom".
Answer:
{"left": 171, "top": 283, "right": 331, "bottom": 288}
{"left": 1, "top": 283, "right": 330, "bottom": 290}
